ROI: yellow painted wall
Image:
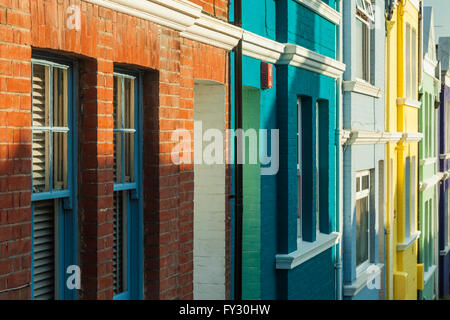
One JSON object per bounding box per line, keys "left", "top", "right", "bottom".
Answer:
{"left": 385, "top": 0, "right": 421, "bottom": 300}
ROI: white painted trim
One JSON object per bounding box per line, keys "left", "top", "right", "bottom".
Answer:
{"left": 408, "top": 0, "right": 420, "bottom": 11}
{"left": 397, "top": 97, "right": 421, "bottom": 109}
{"left": 440, "top": 153, "right": 450, "bottom": 160}
{"left": 181, "top": 13, "right": 243, "bottom": 51}
{"left": 343, "top": 80, "right": 383, "bottom": 98}
{"left": 85, "top": 0, "right": 202, "bottom": 31}
{"left": 441, "top": 244, "right": 450, "bottom": 256}
{"left": 397, "top": 231, "right": 421, "bottom": 251}
{"left": 275, "top": 232, "right": 340, "bottom": 269}
{"left": 423, "top": 55, "right": 438, "bottom": 78}
{"left": 419, "top": 157, "right": 437, "bottom": 166}
{"left": 445, "top": 73, "right": 450, "bottom": 88}
{"left": 294, "top": 0, "right": 341, "bottom": 25}
{"left": 343, "top": 131, "right": 408, "bottom": 145}
{"left": 401, "top": 132, "right": 424, "bottom": 143}
{"left": 343, "top": 264, "right": 384, "bottom": 297}
{"left": 424, "top": 265, "right": 437, "bottom": 284}
{"left": 381, "top": 132, "right": 403, "bottom": 144}
{"left": 241, "top": 31, "right": 286, "bottom": 64}
{"left": 279, "top": 44, "right": 346, "bottom": 79}
{"left": 341, "top": 129, "right": 351, "bottom": 145}
{"left": 419, "top": 174, "right": 441, "bottom": 191}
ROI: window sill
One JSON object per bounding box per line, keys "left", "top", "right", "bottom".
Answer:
{"left": 275, "top": 232, "right": 340, "bottom": 270}
{"left": 343, "top": 263, "right": 384, "bottom": 297}
{"left": 397, "top": 231, "right": 421, "bottom": 251}
{"left": 343, "top": 79, "right": 383, "bottom": 98}
{"left": 397, "top": 97, "right": 421, "bottom": 109}
{"left": 424, "top": 265, "right": 437, "bottom": 284}
{"left": 440, "top": 244, "right": 450, "bottom": 256}
{"left": 439, "top": 153, "right": 450, "bottom": 160}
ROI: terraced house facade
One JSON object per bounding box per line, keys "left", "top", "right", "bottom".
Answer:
{"left": 2, "top": 0, "right": 450, "bottom": 301}
{"left": 418, "top": 6, "right": 440, "bottom": 300}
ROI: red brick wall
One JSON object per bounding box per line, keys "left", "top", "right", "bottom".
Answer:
{"left": 0, "top": 0, "right": 32, "bottom": 300}
{"left": 0, "top": 0, "right": 231, "bottom": 300}
{"left": 188, "top": 0, "right": 229, "bottom": 21}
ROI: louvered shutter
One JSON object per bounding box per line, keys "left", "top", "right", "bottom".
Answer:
{"left": 113, "top": 192, "right": 124, "bottom": 295}
{"left": 32, "top": 65, "right": 49, "bottom": 193}
{"left": 33, "top": 200, "right": 55, "bottom": 300}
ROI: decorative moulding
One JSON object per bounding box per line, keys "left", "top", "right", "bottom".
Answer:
{"left": 85, "top": 0, "right": 202, "bottom": 31}
{"left": 343, "top": 80, "right": 383, "bottom": 98}
{"left": 343, "top": 131, "right": 403, "bottom": 145}
{"left": 279, "top": 44, "right": 346, "bottom": 79}
{"left": 276, "top": 232, "right": 340, "bottom": 270}
{"left": 420, "top": 174, "right": 442, "bottom": 191}
{"left": 419, "top": 157, "right": 437, "bottom": 166}
{"left": 440, "top": 153, "right": 450, "bottom": 160}
{"left": 423, "top": 55, "right": 438, "bottom": 79}
{"left": 408, "top": 0, "right": 420, "bottom": 12}
{"left": 401, "top": 132, "right": 423, "bottom": 143}
{"left": 294, "top": 0, "right": 341, "bottom": 25}
{"left": 241, "top": 31, "right": 286, "bottom": 64}
{"left": 341, "top": 129, "right": 352, "bottom": 145}
{"left": 181, "top": 13, "right": 243, "bottom": 51}
{"left": 397, "top": 97, "right": 421, "bottom": 109}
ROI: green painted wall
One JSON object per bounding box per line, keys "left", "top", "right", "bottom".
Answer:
{"left": 242, "top": 86, "right": 261, "bottom": 299}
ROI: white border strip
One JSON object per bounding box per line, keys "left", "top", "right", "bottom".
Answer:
{"left": 294, "top": 0, "right": 341, "bottom": 25}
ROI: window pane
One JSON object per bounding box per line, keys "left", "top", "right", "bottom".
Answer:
{"left": 124, "top": 78, "right": 135, "bottom": 130}
{"left": 113, "top": 76, "right": 122, "bottom": 129}
{"left": 354, "top": 18, "right": 364, "bottom": 80}
{"left": 356, "top": 197, "right": 369, "bottom": 266}
{"left": 113, "top": 191, "right": 128, "bottom": 295}
{"left": 356, "top": 177, "right": 361, "bottom": 192}
{"left": 53, "top": 132, "right": 68, "bottom": 190}
{"left": 406, "top": 24, "right": 411, "bottom": 98}
{"left": 113, "top": 132, "right": 123, "bottom": 184}
{"left": 53, "top": 68, "right": 68, "bottom": 128}
{"left": 361, "top": 174, "right": 369, "bottom": 190}
{"left": 124, "top": 132, "right": 135, "bottom": 183}
{"left": 32, "top": 131, "right": 50, "bottom": 193}
{"left": 32, "top": 64, "right": 50, "bottom": 128}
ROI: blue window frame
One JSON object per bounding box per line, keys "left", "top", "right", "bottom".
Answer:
{"left": 112, "top": 69, "right": 143, "bottom": 300}
{"left": 30, "top": 53, "right": 78, "bottom": 300}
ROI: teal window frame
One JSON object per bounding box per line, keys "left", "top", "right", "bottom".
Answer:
{"left": 30, "top": 52, "right": 78, "bottom": 300}
{"left": 112, "top": 68, "right": 144, "bottom": 300}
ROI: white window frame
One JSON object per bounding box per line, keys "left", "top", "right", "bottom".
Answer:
{"left": 355, "top": 3, "right": 372, "bottom": 83}
{"left": 355, "top": 170, "right": 371, "bottom": 276}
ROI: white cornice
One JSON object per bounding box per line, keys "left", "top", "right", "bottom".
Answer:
{"left": 85, "top": 0, "right": 202, "bottom": 31}
{"left": 408, "top": 0, "right": 420, "bottom": 12}
{"left": 343, "top": 264, "right": 384, "bottom": 297}
{"left": 343, "top": 80, "right": 383, "bottom": 98}
{"left": 440, "top": 153, "right": 450, "bottom": 160}
{"left": 419, "top": 174, "right": 442, "bottom": 191}
{"left": 401, "top": 132, "right": 424, "bottom": 143}
{"left": 343, "top": 131, "right": 403, "bottom": 145}
{"left": 381, "top": 132, "right": 403, "bottom": 144}
{"left": 181, "top": 13, "right": 242, "bottom": 51}
{"left": 341, "top": 129, "right": 351, "bottom": 145}
{"left": 419, "top": 157, "right": 437, "bottom": 166}
{"left": 279, "top": 44, "right": 346, "bottom": 79}
{"left": 294, "top": 0, "right": 341, "bottom": 25}
{"left": 397, "top": 97, "right": 421, "bottom": 109}
{"left": 423, "top": 55, "right": 438, "bottom": 79}
{"left": 241, "top": 31, "right": 286, "bottom": 64}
